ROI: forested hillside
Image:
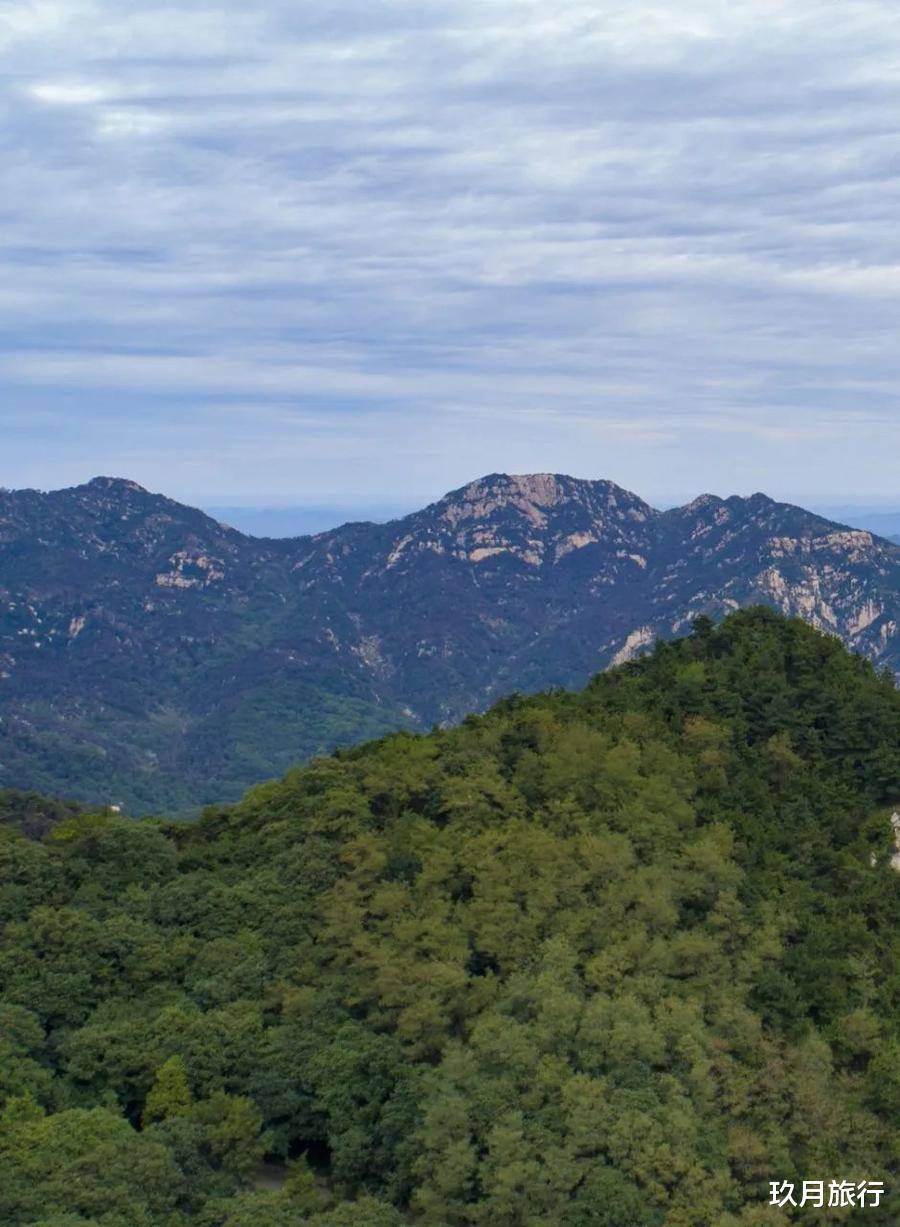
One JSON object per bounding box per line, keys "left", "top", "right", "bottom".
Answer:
{"left": 1, "top": 609, "right": 899, "bottom": 1225}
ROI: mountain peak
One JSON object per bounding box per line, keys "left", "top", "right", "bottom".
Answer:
{"left": 81, "top": 476, "right": 149, "bottom": 495}
{"left": 474, "top": 472, "right": 572, "bottom": 506}
{"left": 681, "top": 493, "right": 724, "bottom": 514}
{"left": 735, "top": 491, "right": 775, "bottom": 508}
{"left": 433, "top": 472, "right": 655, "bottom": 529}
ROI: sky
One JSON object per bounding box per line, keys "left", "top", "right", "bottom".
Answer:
{"left": 2, "top": 0, "right": 900, "bottom": 512}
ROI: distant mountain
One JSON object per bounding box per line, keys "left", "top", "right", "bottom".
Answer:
{"left": 2, "top": 472, "right": 899, "bottom": 812}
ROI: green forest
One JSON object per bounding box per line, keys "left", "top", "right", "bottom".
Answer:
{"left": 1, "top": 608, "right": 898, "bottom": 1225}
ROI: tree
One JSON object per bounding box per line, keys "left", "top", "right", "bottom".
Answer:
{"left": 144, "top": 1054, "right": 193, "bottom": 1124}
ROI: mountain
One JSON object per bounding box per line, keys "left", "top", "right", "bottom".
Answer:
{"left": 1, "top": 473, "right": 899, "bottom": 812}
{"left": 2, "top": 611, "right": 899, "bottom": 1224}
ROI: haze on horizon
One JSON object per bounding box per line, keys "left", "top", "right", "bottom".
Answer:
{"left": 2, "top": 1, "right": 899, "bottom": 508}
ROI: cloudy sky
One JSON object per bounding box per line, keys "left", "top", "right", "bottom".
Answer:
{"left": 2, "top": 0, "right": 899, "bottom": 512}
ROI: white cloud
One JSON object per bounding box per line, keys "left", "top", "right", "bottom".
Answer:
{"left": 29, "top": 80, "right": 109, "bottom": 105}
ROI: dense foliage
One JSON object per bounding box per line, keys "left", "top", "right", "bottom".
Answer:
{"left": 1, "top": 609, "right": 899, "bottom": 1224}
{"left": 0, "top": 789, "right": 83, "bottom": 841}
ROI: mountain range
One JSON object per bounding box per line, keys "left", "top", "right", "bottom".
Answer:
{"left": 1, "top": 472, "right": 898, "bottom": 812}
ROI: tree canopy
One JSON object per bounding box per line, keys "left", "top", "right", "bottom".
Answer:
{"left": 1, "top": 609, "right": 898, "bottom": 1224}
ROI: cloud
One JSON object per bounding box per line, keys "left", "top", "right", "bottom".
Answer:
{"left": 29, "top": 81, "right": 110, "bottom": 105}
{"left": 2, "top": 0, "right": 900, "bottom": 505}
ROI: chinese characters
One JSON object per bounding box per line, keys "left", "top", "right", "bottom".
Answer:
{"left": 769, "top": 1180, "right": 884, "bottom": 1209}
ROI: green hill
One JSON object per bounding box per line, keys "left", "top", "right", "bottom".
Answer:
{"left": 1, "top": 609, "right": 899, "bottom": 1225}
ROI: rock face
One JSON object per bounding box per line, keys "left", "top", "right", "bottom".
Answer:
{"left": 1, "top": 472, "right": 898, "bottom": 812}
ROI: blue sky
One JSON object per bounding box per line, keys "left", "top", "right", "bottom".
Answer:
{"left": 2, "top": 1, "right": 899, "bottom": 510}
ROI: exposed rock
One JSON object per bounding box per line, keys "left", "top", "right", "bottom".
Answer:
{"left": 611, "top": 626, "right": 656, "bottom": 667}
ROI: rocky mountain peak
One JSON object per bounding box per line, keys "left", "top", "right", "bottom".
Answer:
{"left": 81, "top": 476, "right": 149, "bottom": 495}
{"left": 60, "top": 477, "right": 246, "bottom": 544}
{"left": 681, "top": 493, "right": 724, "bottom": 514}
{"left": 433, "top": 472, "right": 655, "bottom": 530}
{"left": 376, "top": 473, "right": 659, "bottom": 572}
{"left": 467, "top": 472, "right": 568, "bottom": 508}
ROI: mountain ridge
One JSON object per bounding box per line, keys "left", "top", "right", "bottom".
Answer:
{"left": 1, "top": 472, "right": 898, "bottom": 811}
{"left": 8, "top": 471, "right": 856, "bottom": 540}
